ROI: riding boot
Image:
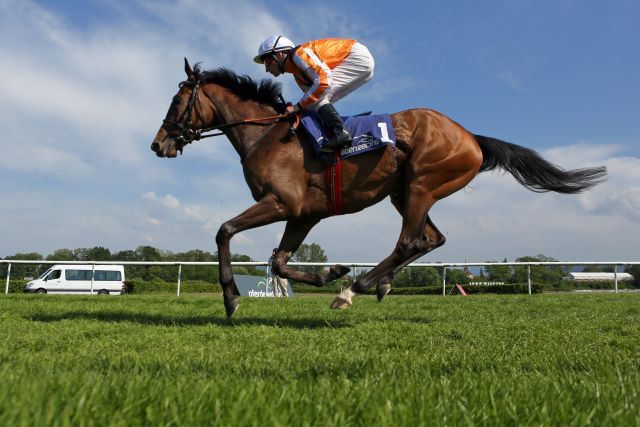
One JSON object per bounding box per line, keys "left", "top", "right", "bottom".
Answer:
{"left": 317, "top": 103, "right": 352, "bottom": 148}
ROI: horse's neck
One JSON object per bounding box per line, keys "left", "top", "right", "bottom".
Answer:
{"left": 205, "top": 87, "right": 276, "bottom": 159}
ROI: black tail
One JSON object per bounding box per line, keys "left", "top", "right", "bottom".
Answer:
{"left": 474, "top": 135, "right": 607, "bottom": 194}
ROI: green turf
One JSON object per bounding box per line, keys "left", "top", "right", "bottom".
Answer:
{"left": 0, "top": 293, "right": 638, "bottom": 426}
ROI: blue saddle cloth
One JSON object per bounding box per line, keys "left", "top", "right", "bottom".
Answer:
{"left": 300, "top": 112, "right": 396, "bottom": 161}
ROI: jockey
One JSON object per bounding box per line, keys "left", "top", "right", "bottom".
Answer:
{"left": 254, "top": 35, "right": 375, "bottom": 148}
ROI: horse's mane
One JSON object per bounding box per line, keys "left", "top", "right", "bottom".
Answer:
{"left": 193, "top": 65, "right": 284, "bottom": 110}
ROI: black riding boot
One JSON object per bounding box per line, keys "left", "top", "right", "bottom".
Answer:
{"left": 317, "top": 103, "right": 351, "bottom": 148}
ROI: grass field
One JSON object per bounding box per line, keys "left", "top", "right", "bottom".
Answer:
{"left": 0, "top": 293, "right": 638, "bottom": 426}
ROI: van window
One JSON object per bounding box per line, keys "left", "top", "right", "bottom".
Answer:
{"left": 95, "top": 270, "right": 122, "bottom": 281}
{"left": 65, "top": 270, "right": 93, "bottom": 281}
{"left": 38, "top": 268, "right": 53, "bottom": 279}
{"left": 47, "top": 270, "right": 61, "bottom": 280}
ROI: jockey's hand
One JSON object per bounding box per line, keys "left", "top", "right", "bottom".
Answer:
{"left": 285, "top": 103, "right": 301, "bottom": 115}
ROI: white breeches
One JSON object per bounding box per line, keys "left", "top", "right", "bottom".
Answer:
{"left": 312, "top": 42, "right": 375, "bottom": 111}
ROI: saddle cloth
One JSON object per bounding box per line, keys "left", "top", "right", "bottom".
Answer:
{"left": 299, "top": 112, "right": 396, "bottom": 161}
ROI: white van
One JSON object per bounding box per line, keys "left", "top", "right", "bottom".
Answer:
{"left": 24, "top": 264, "right": 125, "bottom": 295}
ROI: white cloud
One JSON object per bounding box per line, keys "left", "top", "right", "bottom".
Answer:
{"left": 0, "top": 142, "right": 93, "bottom": 179}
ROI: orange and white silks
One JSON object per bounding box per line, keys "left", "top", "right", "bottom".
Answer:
{"left": 284, "top": 38, "right": 375, "bottom": 110}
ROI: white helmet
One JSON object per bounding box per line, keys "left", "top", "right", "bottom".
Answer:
{"left": 254, "top": 35, "right": 295, "bottom": 63}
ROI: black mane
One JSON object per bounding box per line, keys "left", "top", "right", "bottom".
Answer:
{"left": 193, "top": 65, "right": 284, "bottom": 110}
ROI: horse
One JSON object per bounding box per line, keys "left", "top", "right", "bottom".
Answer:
{"left": 151, "top": 59, "right": 606, "bottom": 318}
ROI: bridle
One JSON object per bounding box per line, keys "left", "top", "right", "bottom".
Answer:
{"left": 162, "top": 79, "right": 298, "bottom": 151}
{"left": 162, "top": 80, "right": 204, "bottom": 148}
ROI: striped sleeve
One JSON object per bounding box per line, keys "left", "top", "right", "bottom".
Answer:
{"left": 292, "top": 47, "right": 332, "bottom": 109}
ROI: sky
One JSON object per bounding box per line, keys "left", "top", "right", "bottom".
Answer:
{"left": 1, "top": 0, "right": 639, "bottom": 264}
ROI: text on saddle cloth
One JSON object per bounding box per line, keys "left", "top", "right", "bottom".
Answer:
{"left": 300, "top": 112, "right": 396, "bottom": 161}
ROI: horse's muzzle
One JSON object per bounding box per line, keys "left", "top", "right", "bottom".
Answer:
{"left": 150, "top": 141, "right": 169, "bottom": 157}
{"left": 151, "top": 127, "right": 188, "bottom": 158}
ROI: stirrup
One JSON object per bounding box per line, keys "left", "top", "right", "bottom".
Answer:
{"left": 325, "top": 128, "right": 351, "bottom": 147}
{"left": 320, "top": 139, "right": 351, "bottom": 152}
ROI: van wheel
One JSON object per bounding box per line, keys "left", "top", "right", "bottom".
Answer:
{"left": 36, "top": 289, "right": 47, "bottom": 294}
{"left": 97, "top": 290, "right": 109, "bottom": 295}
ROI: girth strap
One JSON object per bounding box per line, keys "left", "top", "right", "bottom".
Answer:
{"left": 325, "top": 149, "right": 343, "bottom": 216}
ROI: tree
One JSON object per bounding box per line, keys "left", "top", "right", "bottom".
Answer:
{"left": 624, "top": 264, "right": 640, "bottom": 288}
{"left": 73, "top": 247, "right": 112, "bottom": 261}
{"left": 134, "top": 246, "right": 169, "bottom": 281}
{"left": 136, "top": 246, "right": 163, "bottom": 261}
{"left": 176, "top": 250, "right": 219, "bottom": 282}
{"left": 512, "top": 255, "right": 564, "bottom": 286}
{"left": 393, "top": 266, "right": 441, "bottom": 287}
{"left": 1, "top": 252, "right": 44, "bottom": 280}
{"left": 483, "top": 258, "right": 513, "bottom": 282}
{"left": 113, "top": 250, "right": 145, "bottom": 280}
{"left": 113, "top": 250, "right": 141, "bottom": 261}
{"left": 291, "top": 243, "right": 328, "bottom": 274}
{"left": 446, "top": 268, "right": 471, "bottom": 285}
{"left": 582, "top": 265, "right": 615, "bottom": 273}
{"left": 47, "top": 249, "right": 75, "bottom": 261}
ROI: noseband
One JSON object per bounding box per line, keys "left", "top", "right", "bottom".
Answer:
{"left": 162, "top": 80, "right": 299, "bottom": 152}
{"left": 162, "top": 80, "right": 204, "bottom": 149}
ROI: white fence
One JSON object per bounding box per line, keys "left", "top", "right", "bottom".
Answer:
{"left": 2, "top": 259, "right": 639, "bottom": 296}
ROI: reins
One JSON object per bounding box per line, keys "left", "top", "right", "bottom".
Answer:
{"left": 192, "top": 112, "right": 300, "bottom": 140}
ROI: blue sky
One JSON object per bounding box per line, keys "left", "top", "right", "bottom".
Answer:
{"left": 1, "top": 0, "right": 639, "bottom": 263}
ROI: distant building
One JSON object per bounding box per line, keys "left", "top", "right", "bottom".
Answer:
{"left": 563, "top": 272, "right": 634, "bottom": 281}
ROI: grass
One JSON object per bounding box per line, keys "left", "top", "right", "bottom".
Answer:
{"left": 0, "top": 293, "right": 638, "bottom": 426}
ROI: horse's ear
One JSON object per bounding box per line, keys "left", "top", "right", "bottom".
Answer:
{"left": 184, "top": 57, "right": 195, "bottom": 81}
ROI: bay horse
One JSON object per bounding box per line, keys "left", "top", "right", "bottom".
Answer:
{"left": 151, "top": 59, "right": 606, "bottom": 318}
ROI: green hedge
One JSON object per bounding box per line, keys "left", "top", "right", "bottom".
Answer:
{"left": 0, "top": 280, "right": 574, "bottom": 295}
{"left": 288, "top": 282, "right": 544, "bottom": 295}
{"left": 124, "top": 279, "right": 222, "bottom": 294}
{"left": 0, "top": 279, "right": 221, "bottom": 294}
{"left": 548, "top": 280, "right": 635, "bottom": 290}
{"left": 4, "top": 280, "right": 27, "bottom": 293}
{"left": 389, "top": 283, "right": 544, "bottom": 295}
{"left": 290, "top": 282, "right": 346, "bottom": 294}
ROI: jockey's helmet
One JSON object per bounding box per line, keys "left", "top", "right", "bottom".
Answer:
{"left": 254, "top": 35, "right": 295, "bottom": 63}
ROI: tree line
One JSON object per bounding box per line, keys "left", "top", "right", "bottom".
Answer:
{"left": 2, "top": 248, "right": 637, "bottom": 288}
{"left": 393, "top": 255, "right": 640, "bottom": 289}
{"left": 0, "top": 243, "right": 328, "bottom": 283}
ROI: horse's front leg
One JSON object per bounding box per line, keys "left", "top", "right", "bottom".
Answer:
{"left": 215, "top": 194, "right": 287, "bottom": 317}
{"left": 272, "top": 218, "right": 350, "bottom": 286}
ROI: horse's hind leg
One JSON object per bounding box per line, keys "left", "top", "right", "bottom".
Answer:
{"left": 373, "top": 191, "right": 445, "bottom": 301}
{"left": 332, "top": 164, "right": 477, "bottom": 308}
{"left": 331, "top": 190, "right": 442, "bottom": 309}
{"left": 374, "top": 215, "right": 446, "bottom": 301}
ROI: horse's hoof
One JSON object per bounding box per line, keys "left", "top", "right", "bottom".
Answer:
{"left": 331, "top": 264, "right": 351, "bottom": 278}
{"left": 224, "top": 296, "right": 240, "bottom": 318}
{"left": 376, "top": 283, "right": 391, "bottom": 302}
{"left": 330, "top": 296, "right": 352, "bottom": 310}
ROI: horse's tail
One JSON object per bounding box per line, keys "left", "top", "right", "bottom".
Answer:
{"left": 474, "top": 134, "right": 607, "bottom": 194}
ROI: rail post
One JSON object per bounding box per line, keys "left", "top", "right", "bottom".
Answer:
{"left": 614, "top": 264, "right": 618, "bottom": 294}
{"left": 90, "top": 264, "right": 95, "bottom": 294}
{"left": 4, "top": 263, "right": 11, "bottom": 295}
{"left": 527, "top": 265, "right": 532, "bottom": 295}
{"left": 442, "top": 267, "right": 447, "bottom": 296}
{"left": 177, "top": 264, "right": 182, "bottom": 297}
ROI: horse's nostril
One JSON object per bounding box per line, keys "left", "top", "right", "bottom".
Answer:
{"left": 151, "top": 142, "right": 159, "bottom": 152}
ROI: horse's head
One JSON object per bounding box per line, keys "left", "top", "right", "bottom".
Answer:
{"left": 151, "top": 58, "right": 207, "bottom": 158}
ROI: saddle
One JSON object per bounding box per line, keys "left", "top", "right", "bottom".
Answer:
{"left": 297, "top": 111, "right": 396, "bottom": 216}
{"left": 299, "top": 111, "right": 396, "bottom": 162}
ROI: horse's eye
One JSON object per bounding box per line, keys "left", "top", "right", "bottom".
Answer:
{"left": 172, "top": 96, "right": 183, "bottom": 106}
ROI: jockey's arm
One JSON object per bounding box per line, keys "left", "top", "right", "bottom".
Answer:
{"left": 292, "top": 51, "right": 331, "bottom": 110}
